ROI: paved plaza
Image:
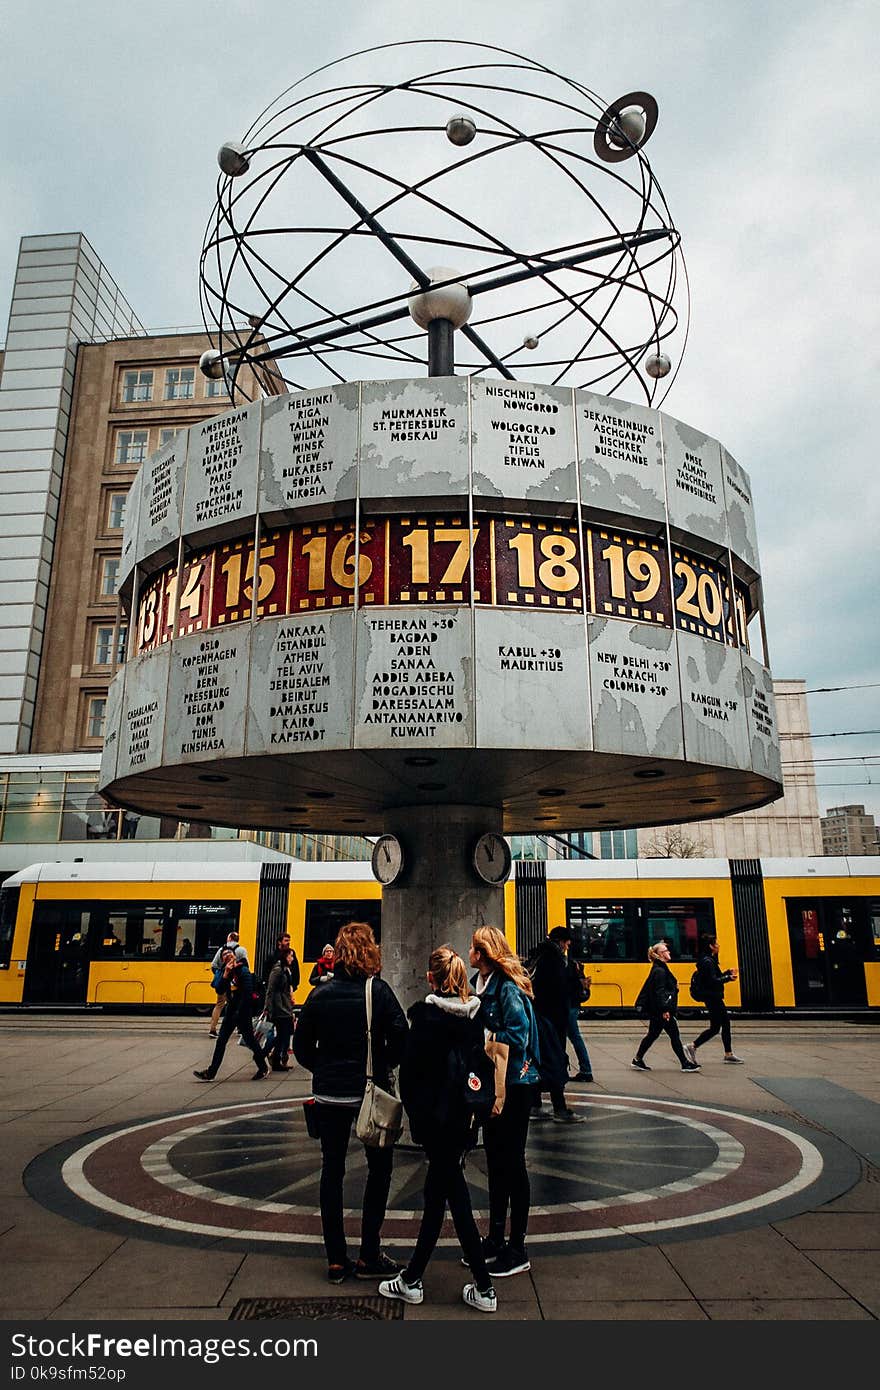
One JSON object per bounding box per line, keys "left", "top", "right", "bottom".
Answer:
{"left": 1, "top": 1016, "right": 878, "bottom": 1321}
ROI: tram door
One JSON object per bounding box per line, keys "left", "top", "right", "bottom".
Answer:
{"left": 23, "top": 904, "right": 92, "bottom": 1004}
{"left": 786, "top": 899, "right": 869, "bottom": 1007}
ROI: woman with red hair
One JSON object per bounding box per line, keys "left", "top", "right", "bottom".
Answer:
{"left": 293, "top": 921, "right": 408, "bottom": 1284}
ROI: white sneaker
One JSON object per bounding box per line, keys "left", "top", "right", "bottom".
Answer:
{"left": 462, "top": 1283, "right": 497, "bottom": 1313}
{"left": 684, "top": 1043, "right": 697, "bottom": 1066}
{"left": 724, "top": 1054, "right": 745, "bottom": 1064}
{"left": 379, "top": 1273, "right": 423, "bottom": 1305}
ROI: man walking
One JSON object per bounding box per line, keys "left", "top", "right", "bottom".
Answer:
{"left": 194, "top": 947, "right": 268, "bottom": 1081}
{"left": 208, "top": 930, "right": 245, "bottom": 1037}
{"left": 562, "top": 939, "right": 595, "bottom": 1083}
{"left": 530, "top": 927, "right": 584, "bottom": 1123}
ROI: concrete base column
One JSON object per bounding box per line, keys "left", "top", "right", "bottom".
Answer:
{"left": 379, "top": 803, "right": 505, "bottom": 1011}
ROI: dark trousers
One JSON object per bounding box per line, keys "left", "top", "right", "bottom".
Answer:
{"left": 483, "top": 1083, "right": 533, "bottom": 1251}
{"left": 404, "top": 1141, "right": 491, "bottom": 1292}
{"left": 268, "top": 1017, "right": 293, "bottom": 1068}
{"left": 531, "top": 1083, "right": 567, "bottom": 1111}
{"left": 636, "top": 1014, "right": 688, "bottom": 1066}
{"left": 316, "top": 1102, "right": 394, "bottom": 1267}
{"left": 692, "top": 999, "right": 732, "bottom": 1052}
{"left": 207, "top": 1004, "right": 264, "bottom": 1075}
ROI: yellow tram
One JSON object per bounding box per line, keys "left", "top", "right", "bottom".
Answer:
{"left": 0, "top": 856, "right": 877, "bottom": 1012}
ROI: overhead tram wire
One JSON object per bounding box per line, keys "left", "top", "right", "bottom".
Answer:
{"left": 775, "top": 683, "right": 880, "bottom": 694}
{"left": 778, "top": 729, "right": 880, "bottom": 739}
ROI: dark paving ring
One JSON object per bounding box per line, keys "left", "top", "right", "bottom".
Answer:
{"left": 25, "top": 1093, "right": 861, "bottom": 1253}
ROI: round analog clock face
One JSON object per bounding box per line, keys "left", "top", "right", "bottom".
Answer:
{"left": 371, "top": 834, "right": 405, "bottom": 886}
{"left": 472, "top": 832, "right": 512, "bottom": 886}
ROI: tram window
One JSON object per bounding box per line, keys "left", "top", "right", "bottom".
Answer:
{"left": 89, "top": 905, "right": 165, "bottom": 958}
{"left": 565, "top": 903, "right": 637, "bottom": 961}
{"left": 303, "top": 899, "right": 381, "bottom": 961}
{"left": 827, "top": 901, "right": 877, "bottom": 963}
{"left": 566, "top": 899, "right": 714, "bottom": 962}
{"left": 0, "top": 886, "right": 19, "bottom": 968}
{"left": 170, "top": 906, "right": 239, "bottom": 960}
{"left": 85, "top": 901, "right": 239, "bottom": 960}
{"left": 645, "top": 902, "right": 712, "bottom": 961}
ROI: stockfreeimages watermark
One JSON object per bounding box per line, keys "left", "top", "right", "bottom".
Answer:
{"left": 10, "top": 1333, "right": 317, "bottom": 1373}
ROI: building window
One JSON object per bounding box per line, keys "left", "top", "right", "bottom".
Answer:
{"left": 204, "top": 377, "right": 228, "bottom": 398}
{"left": 122, "top": 370, "right": 153, "bottom": 403}
{"left": 93, "top": 624, "right": 127, "bottom": 667}
{"left": 159, "top": 428, "right": 182, "bottom": 447}
{"left": 115, "top": 430, "right": 148, "bottom": 466}
{"left": 165, "top": 367, "right": 195, "bottom": 400}
{"left": 93, "top": 625, "right": 115, "bottom": 666}
{"left": 99, "top": 556, "right": 120, "bottom": 597}
{"left": 86, "top": 697, "right": 107, "bottom": 740}
{"left": 106, "top": 491, "right": 128, "bottom": 530}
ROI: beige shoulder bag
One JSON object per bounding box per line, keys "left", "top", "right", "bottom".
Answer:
{"left": 355, "top": 976, "right": 403, "bottom": 1148}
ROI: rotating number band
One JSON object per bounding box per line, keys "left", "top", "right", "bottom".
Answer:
{"left": 134, "top": 513, "right": 751, "bottom": 656}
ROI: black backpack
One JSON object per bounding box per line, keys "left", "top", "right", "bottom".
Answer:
{"left": 689, "top": 970, "right": 705, "bottom": 1002}
{"left": 634, "top": 976, "right": 651, "bottom": 1018}
{"left": 445, "top": 1037, "right": 496, "bottom": 1120}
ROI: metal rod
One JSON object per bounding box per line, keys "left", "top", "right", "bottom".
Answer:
{"left": 460, "top": 323, "right": 515, "bottom": 379}
{"left": 427, "top": 318, "right": 455, "bottom": 376}
{"left": 466, "top": 227, "right": 672, "bottom": 298}
{"left": 303, "top": 147, "right": 431, "bottom": 288}
{"left": 248, "top": 226, "right": 672, "bottom": 364}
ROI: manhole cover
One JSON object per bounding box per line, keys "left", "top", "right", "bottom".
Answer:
{"left": 229, "top": 1296, "right": 402, "bottom": 1320}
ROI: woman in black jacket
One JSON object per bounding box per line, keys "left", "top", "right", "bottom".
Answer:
{"left": 292, "top": 921, "right": 407, "bottom": 1285}
{"left": 631, "top": 940, "right": 701, "bottom": 1073}
{"left": 263, "top": 947, "right": 296, "bottom": 1072}
{"left": 379, "top": 946, "right": 497, "bottom": 1315}
{"left": 684, "top": 935, "right": 743, "bottom": 1065}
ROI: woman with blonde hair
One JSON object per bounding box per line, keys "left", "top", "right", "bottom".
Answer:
{"left": 380, "top": 945, "right": 497, "bottom": 1313}
{"left": 467, "top": 925, "right": 541, "bottom": 1280}
{"left": 632, "top": 940, "right": 701, "bottom": 1073}
{"left": 293, "top": 921, "right": 408, "bottom": 1284}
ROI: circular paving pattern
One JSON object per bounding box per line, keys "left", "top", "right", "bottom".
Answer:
{"left": 25, "top": 1094, "right": 859, "bottom": 1253}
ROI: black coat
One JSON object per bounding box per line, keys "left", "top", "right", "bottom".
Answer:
{"left": 223, "top": 962, "right": 259, "bottom": 1020}
{"left": 400, "top": 995, "right": 484, "bottom": 1148}
{"left": 265, "top": 962, "right": 295, "bottom": 1021}
{"left": 565, "top": 955, "right": 589, "bottom": 1008}
{"left": 639, "top": 961, "right": 680, "bottom": 1018}
{"left": 292, "top": 969, "right": 407, "bottom": 1099}
{"left": 695, "top": 952, "right": 733, "bottom": 1004}
{"left": 530, "top": 939, "right": 570, "bottom": 1034}
{"left": 268, "top": 947, "right": 300, "bottom": 992}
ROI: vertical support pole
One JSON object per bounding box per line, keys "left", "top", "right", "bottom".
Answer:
{"left": 428, "top": 319, "right": 455, "bottom": 377}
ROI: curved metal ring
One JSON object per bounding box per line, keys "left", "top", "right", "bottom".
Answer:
{"left": 594, "top": 91, "right": 659, "bottom": 163}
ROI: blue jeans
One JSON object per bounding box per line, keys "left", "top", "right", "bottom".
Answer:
{"left": 566, "top": 1007, "right": 593, "bottom": 1076}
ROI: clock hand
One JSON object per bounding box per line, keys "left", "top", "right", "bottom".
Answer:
{"left": 486, "top": 842, "right": 494, "bottom": 862}
{"left": 382, "top": 844, "right": 391, "bottom": 863}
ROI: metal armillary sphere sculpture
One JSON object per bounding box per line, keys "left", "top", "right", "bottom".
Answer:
{"left": 199, "top": 40, "right": 687, "bottom": 405}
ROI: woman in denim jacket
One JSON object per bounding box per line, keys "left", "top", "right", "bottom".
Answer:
{"left": 468, "top": 926, "right": 540, "bottom": 1280}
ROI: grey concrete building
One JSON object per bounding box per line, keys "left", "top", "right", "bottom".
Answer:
{"left": 821, "top": 804, "right": 880, "bottom": 857}
{"left": 0, "top": 233, "right": 368, "bottom": 879}
{"left": 638, "top": 678, "right": 822, "bottom": 858}
{"left": 0, "top": 234, "right": 143, "bottom": 755}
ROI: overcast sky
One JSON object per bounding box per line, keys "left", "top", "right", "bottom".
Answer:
{"left": 1, "top": 0, "right": 877, "bottom": 822}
